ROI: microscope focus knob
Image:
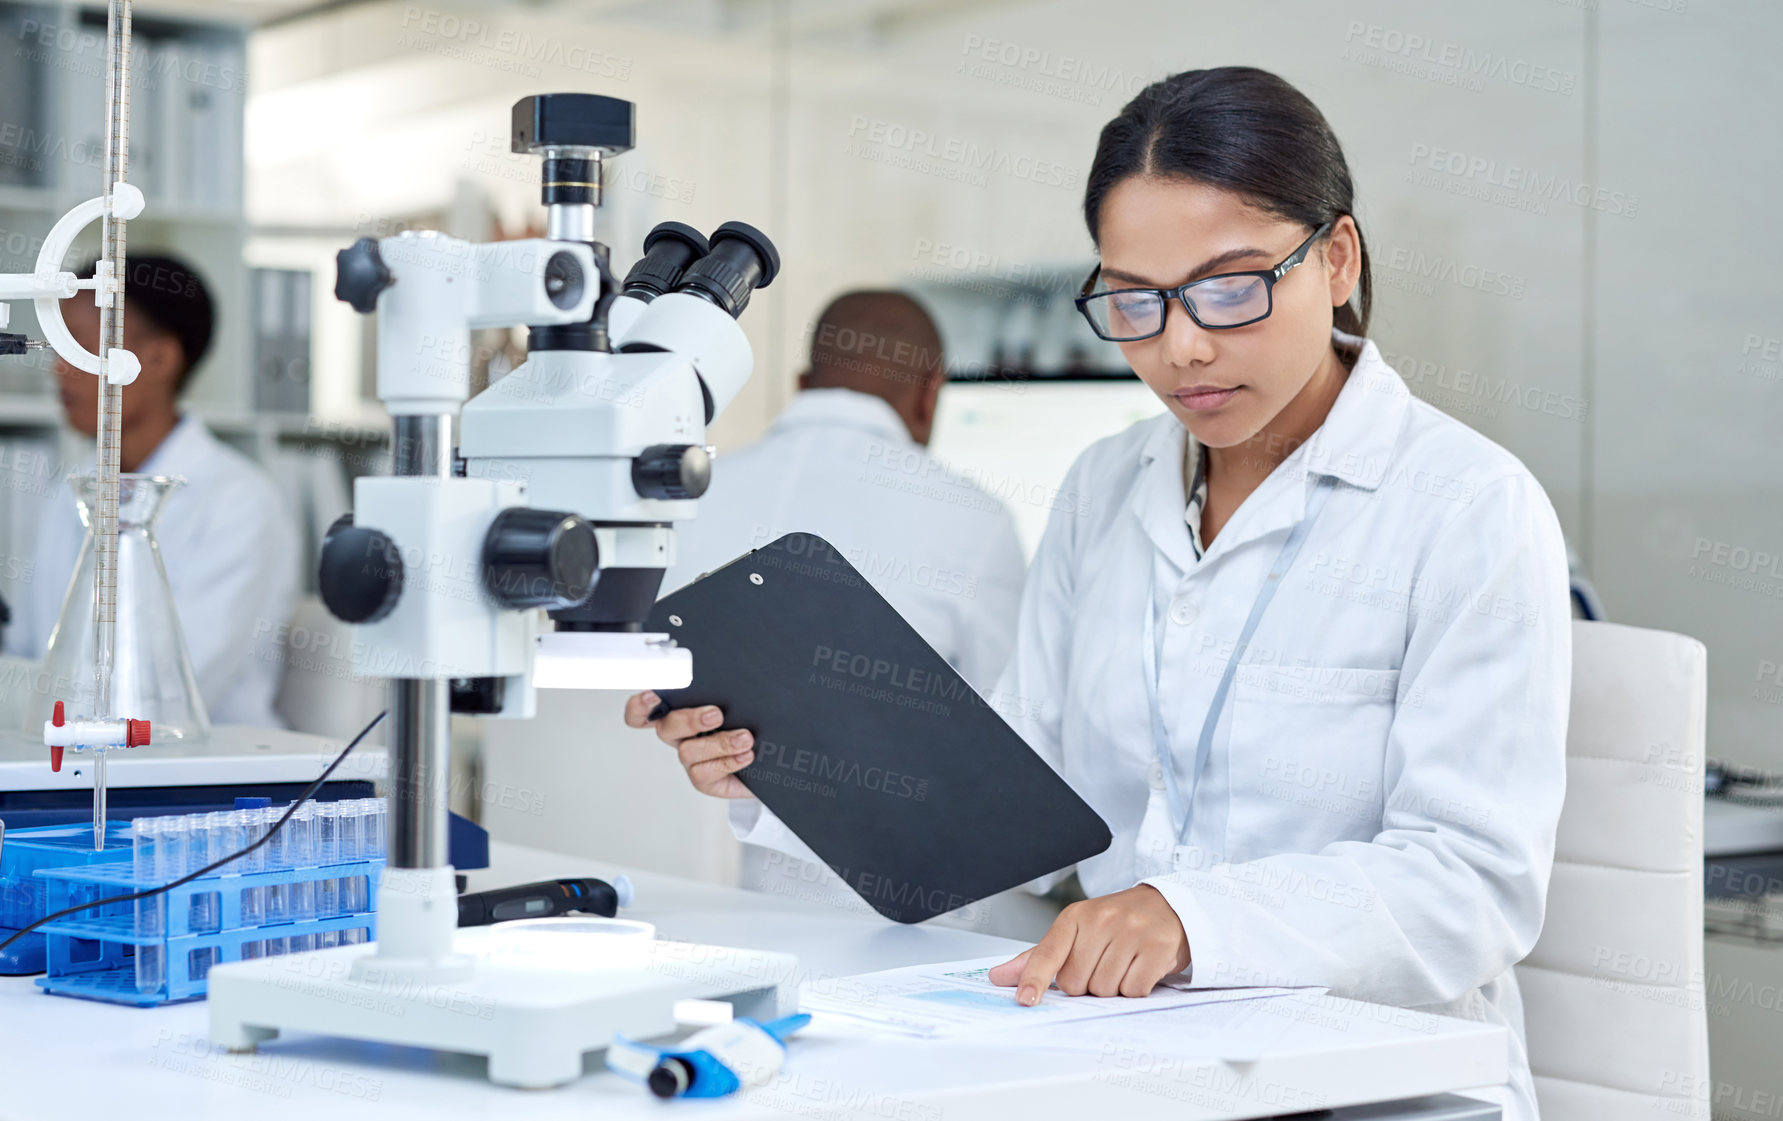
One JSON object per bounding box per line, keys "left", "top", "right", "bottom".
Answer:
{"left": 632, "top": 444, "right": 711, "bottom": 501}
{"left": 334, "top": 238, "right": 393, "bottom": 314}
{"left": 482, "top": 508, "right": 599, "bottom": 610}
{"left": 317, "top": 515, "right": 404, "bottom": 624}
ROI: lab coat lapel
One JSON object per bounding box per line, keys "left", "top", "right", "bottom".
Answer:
{"left": 1196, "top": 466, "right": 1310, "bottom": 569}
{"left": 1128, "top": 417, "right": 1199, "bottom": 575}
{"left": 1193, "top": 337, "right": 1412, "bottom": 565}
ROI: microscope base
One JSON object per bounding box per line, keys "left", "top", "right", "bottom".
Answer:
{"left": 207, "top": 936, "right": 799, "bottom": 1089}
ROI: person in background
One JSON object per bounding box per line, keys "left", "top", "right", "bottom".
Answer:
{"left": 657, "top": 289, "right": 1030, "bottom": 916}
{"left": 4, "top": 253, "right": 299, "bottom": 727}
{"left": 662, "top": 289, "right": 1027, "bottom": 693}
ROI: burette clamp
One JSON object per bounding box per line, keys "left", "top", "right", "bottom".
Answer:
{"left": 0, "top": 180, "right": 144, "bottom": 383}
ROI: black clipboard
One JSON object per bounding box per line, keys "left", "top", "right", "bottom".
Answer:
{"left": 646, "top": 532, "right": 1112, "bottom": 924}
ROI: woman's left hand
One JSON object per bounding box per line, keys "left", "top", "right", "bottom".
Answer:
{"left": 987, "top": 885, "right": 1191, "bottom": 1005}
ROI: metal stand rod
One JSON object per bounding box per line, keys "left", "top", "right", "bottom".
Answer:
{"left": 389, "top": 678, "right": 449, "bottom": 869}
{"left": 392, "top": 413, "right": 453, "bottom": 477}
{"left": 388, "top": 414, "right": 453, "bottom": 871}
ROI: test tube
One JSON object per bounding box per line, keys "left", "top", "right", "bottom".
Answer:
{"left": 340, "top": 801, "right": 367, "bottom": 913}
{"left": 221, "top": 810, "right": 249, "bottom": 934}
{"left": 290, "top": 803, "right": 318, "bottom": 927}
{"left": 191, "top": 812, "right": 230, "bottom": 978}
{"left": 265, "top": 805, "right": 290, "bottom": 925}
{"left": 133, "top": 817, "right": 165, "bottom": 994}
{"left": 367, "top": 797, "right": 387, "bottom": 858}
{"left": 157, "top": 816, "right": 188, "bottom": 923}
{"left": 316, "top": 802, "right": 341, "bottom": 919}
{"left": 208, "top": 810, "right": 233, "bottom": 913}
{"left": 156, "top": 816, "right": 190, "bottom": 984}
{"left": 186, "top": 813, "right": 214, "bottom": 935}
{"left": 239, "top": 808, "right": 267, "bottom": 927}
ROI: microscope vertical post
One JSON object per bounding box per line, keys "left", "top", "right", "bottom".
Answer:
{"left": 388, "top": 415, "right": 453, "bottom": 876}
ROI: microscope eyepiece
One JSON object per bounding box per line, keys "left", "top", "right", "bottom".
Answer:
{"left": 621, "top": 221, "right": 711, "bottom": 303}
{"left": 676, "top": 221, "right": 780, "bottom": 318}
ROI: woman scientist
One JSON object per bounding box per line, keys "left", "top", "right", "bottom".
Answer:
{"left": 625, "top": 66, "right": 1569, "bottom": 1119}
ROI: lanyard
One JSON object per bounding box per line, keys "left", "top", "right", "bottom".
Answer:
{"left": 1142, "top": 474, "right": 1338, "bottom": 847}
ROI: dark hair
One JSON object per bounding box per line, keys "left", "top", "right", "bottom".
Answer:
{"left": 1083, "top": 66, "right": 1372, "bottom": 337}
{"left": 78, "top": 252, "right": 215, "bottom": 392}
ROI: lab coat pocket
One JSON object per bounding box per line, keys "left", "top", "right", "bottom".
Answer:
{"left": 1224, "top": 664, "right": 1399, "bottom": 862}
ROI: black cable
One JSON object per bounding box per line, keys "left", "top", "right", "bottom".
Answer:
{"left": 0, "top": 709, "right": 387, "bottom": 955}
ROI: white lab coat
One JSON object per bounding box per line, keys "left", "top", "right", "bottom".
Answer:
{"left": 7, "top": 414, "right": 300, "bottom": 728}
{"left": 664, "top": 387, "right": 1027, "bottom": 692}
{"left": 732, "top": 337, "right": 1569, "bottom": 1120}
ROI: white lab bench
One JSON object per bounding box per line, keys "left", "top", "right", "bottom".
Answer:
{"left": 0, "top": 840, "right": 1508, "bottom": 1120}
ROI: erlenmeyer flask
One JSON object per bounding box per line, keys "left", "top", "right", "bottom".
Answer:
{"left": 25, "top": 474, "right": 210, "bottom": 743}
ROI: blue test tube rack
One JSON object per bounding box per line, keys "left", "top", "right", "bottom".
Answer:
{"left": 33, "top": 856, "right": 385, "bottom": 1007}
{"left": 0, "top": 822, "right": 136, "bottom": 975}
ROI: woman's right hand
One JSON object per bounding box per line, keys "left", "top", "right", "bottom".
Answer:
{"left": 623, "top": 691, "right": 756, "bottom": 799}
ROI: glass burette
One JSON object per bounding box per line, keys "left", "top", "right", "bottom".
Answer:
{"left": 90, "top": 0, "right": 133, "bottom": 851}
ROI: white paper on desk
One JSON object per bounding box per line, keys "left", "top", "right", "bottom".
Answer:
{"left": 982, "top": 990, "right": 1332, "bottom": 1062}
{"left": 799, "top": 954, "right": 1317, "bottom": 1039}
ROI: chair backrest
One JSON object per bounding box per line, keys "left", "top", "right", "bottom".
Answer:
{"left": 1515, "top": 620, "right": 1709, "bottom": 1119}
{"left": 272, "top": 594, "right": 385, "bottom": 740}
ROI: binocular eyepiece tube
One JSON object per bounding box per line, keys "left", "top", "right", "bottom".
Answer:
{"left": 622, "top": 220, "right": 781, "bottom": 319}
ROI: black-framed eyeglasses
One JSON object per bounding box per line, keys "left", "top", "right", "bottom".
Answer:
{"left": 1074, "top": 221, "right": 1334, "bottom": 341}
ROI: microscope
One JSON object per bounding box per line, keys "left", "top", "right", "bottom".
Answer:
{"left": 206, "top": 93, "right": 797, "bottom": 1088}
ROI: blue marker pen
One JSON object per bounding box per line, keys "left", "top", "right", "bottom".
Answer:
{"left": 608, "top": 1013, "right": 812, "bottom": 1099}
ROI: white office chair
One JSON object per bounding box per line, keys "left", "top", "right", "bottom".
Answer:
{"left": 1515, "top": 620, "right": 1710, "bottom": 1119}
{"left": 272, "top": 594, "right": 385, "bottom": 741}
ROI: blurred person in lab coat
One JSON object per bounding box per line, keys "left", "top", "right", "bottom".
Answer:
{"left": 658, "top": 290, "right": 1029, "bottom": 922}
{"left": 662, "top": 289, "right": 1027, "bottom": 692}
{"left": 4, "top": 253, "right": 299, "bottom": 727}
{"left": 632, "top": 68, "right": 1565, "bottom": 1121}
